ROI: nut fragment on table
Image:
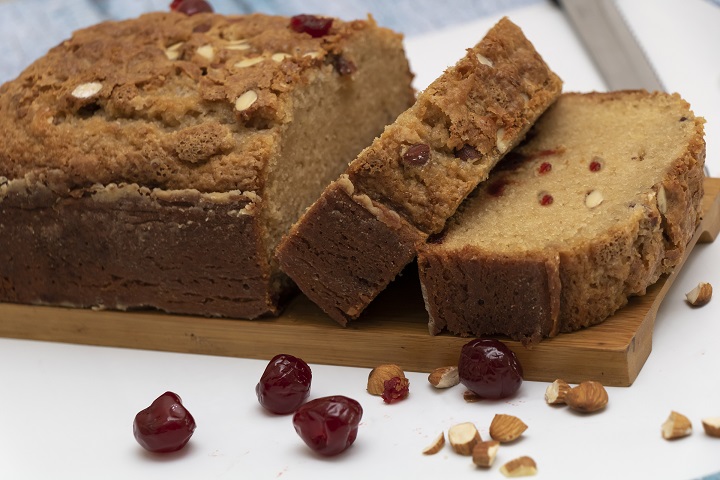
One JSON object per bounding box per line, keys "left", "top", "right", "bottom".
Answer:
{"left": 428, "top": 366, "right": 460, "bottom": 388}
{"left": 489, "top": 414, "right": 528, "bottom": 443}
{"left": 661, "top": 411, "right": 692, "bottom": 440}
{"left": 545, "top": 379, "right": 571, "bottom": 405}
{"left": 472, "top": 440, "right": 500, "bottom": 467}
{"left": 448, "top": 422, "right": 481, "bottom": 455}
{"left": 463, "top": 390, "right": 482, "bottom": 403}
{"left": 701, "top": 417, "right": 720, "bottom": 438}
{"left": 565, "top": 381, "right": 608, "bottom": 413}
{"left": 500, "top": 456, "right": 538, "bottom": 477}
{"left": 422, "top": 432, "right": 445, "bottom": 455}
{"left": 685, "top": 282, "right": 713, "bottom": 307}
{"left": 367, "top": 364, "right": 405, "bottom": 395}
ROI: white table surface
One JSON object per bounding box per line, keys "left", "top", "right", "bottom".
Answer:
{"left": 1, "top": 2, "right": 719, "bottom": 479}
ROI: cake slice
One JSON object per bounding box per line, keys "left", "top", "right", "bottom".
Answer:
{"left": 418, "top": 91, "right": 706, "bottom": 344}
{"left": 0, "top": 12, "right": 415, "bottom": 317}
{"left": 276, "top": 18, "right": 562, "bottom": 325}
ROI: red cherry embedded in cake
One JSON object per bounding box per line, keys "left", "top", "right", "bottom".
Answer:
{"left": 171, "top": 0, "right": 213, "bottom": 15}
{"left": 458, "top": 339, "right": 523, "bottom": 399}
{"left": 133, "top": 391, "right": 196, "bottom": 453}
{"left": 293, "top": 396, "right": 363, "bottom": 456}
{"left": 256, "top": 353, "right": 312, "bottom": 414}
{"left": 289, "top": 14, "right": 333, "bottom": 37}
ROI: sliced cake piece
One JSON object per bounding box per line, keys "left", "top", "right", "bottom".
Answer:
{"left": 276, "top": 17, "right": 562, "bottom": 325}
{"left": 0, "top": 12, "right": 415, "bottom": 317}
{"left": 418, "top": 91, "right": 706, "bottom": 344}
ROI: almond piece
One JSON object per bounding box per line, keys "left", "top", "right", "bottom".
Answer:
{"left": 565, "top": 381, "right": 608, "bottom": 413}
{"left": 448, "top": 422, "right": 481, "bottom": 455}
{"left": 422, "top": 432, "right": 445, "bottom": 455}
{"left": 701, "top": 417, "right": 720, "bottom": 438}
{"left": 686, "top": 282, "right": 712, "bottom": 307}
{"left": 472, "top": 440, "right": 500, "bottom": 468}
{"left": 428, "top": 366, "right": 460, "bottom": 388}
{"left": 500, "top": 456, "right": 538, "bottom": 477}
{"left": 545, "top": 379, "right": 571, "bottom": 405}
{"left": 489, "top": 414, "right": 528, "bottom": 443}
{"left": 367, "top": 364, "right": 405, "bottom": 396}
{"left": 585, "top": 190, "right": 604, "bottom": 209}
{"left": 662, "top": 411, "right": 692, "bottom": 440}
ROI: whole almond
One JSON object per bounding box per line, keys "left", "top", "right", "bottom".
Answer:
{"left": 565, "top": 381, "right": 608, "bottom": 413}
{"left": 367, "top": 364, "right": 405, "bottom": 396}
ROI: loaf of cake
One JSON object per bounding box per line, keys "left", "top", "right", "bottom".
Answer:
{"left": 276, "top": 18, "right": 562, "bottom": 325}
{"left": 0, "top": 12, "right": 415, "bottom": 317}
{"left": 418, "top": 91, "right": 706, "bottom": 344}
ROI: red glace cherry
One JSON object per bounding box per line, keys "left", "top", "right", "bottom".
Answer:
{"left": 170, "top": 0, "right": 213, "bottom": 15}
{"left": 458, "top": 339, "right": 523, "bottom": 400}
{"left": 256, "top": 353, "right": 312, "bottom": 414}
{"left": 289, "top": 14, "right": 334, "bottom": 37}
{"left": 292, "top": 396, "right": 363, "bottom": 456}
{"left": 133, "top": 391, "right": 196, "bottom": 453}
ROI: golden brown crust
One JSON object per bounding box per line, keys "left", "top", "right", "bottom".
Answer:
{"left": 0, "top": 12, "right": 402, "bottom": 193}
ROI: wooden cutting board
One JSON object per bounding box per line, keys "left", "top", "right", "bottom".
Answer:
{"left": 1, "top": 178, "right": 719, "bottom": 387}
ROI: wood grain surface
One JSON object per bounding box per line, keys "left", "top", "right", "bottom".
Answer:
{"left": 1, "top": 178, "right": 719, "bottom": 387}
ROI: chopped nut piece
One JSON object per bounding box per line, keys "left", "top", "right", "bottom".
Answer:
{"left": 225, "top": 43, "right": 251, "bottom": 51}
{"left": 472, "top": 440, "right": 500, "bottom": 467}
{"left": 701, "top": 417, "right": 720, "bottom": 438}
{"left": 428, "top": 366, "right": 459, "bottom": 389}
{"left": 235, "top": 90, "right": 258, "bottom": 112}
{"left": 367, "top": 364, "right": 405, "bottom": 396}
{"left": 164, "top": 42, "right": 184, "bottom": 60}
{"left": 196, "top": 44, "right": 215, "bottom": 60}
{"left": 500, "top": 456, "right": 538, "bottom": 477}
{"left": 71, "top": 82, "right": 102, "bottom": 99}
{"left": 422, "top": 432, "right": 445, "bottom": 455}
{"left": 585, "top": 190, "right": 604, "bottom": 209}
{"left": 686, "top": 282, "right": 712, "bottom": 307}
{"left": 448, "top": 422, "right": 481, "bottom": 456}
{"left": 545, "top": 379, "right": 571, "bottom": 405}
{"left": 662, "top": 411, "right": 692, "bottom": 440}
{"left": 565, "top": 381, "right": 608, "bottom": 413}
{"left": 489, "top": 414, "right": 528, "bottom": 443}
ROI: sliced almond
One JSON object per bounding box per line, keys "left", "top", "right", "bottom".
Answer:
{"left": 496, "top": 127, "right": 508, "bottom": 153}
{"left": 701, "top": 417, "right": 720, "bottom": 438}
{"left": 71, "top": 82, "right": 102, "bottom": 99}
{"left": 489, "top": 414, "right": 528, "bottom": 443}
{"left": 500, "top": 456, "right": 538, "bottom": 477}
{"left": 662, "top": 411, "right": 692, "bottom": 440}
{"left": 472, "top": 440, "right": 500, "bottom": 468}
{"left": 565, "top": 381, "right": 608, "bottom": 413}
{"left": 422, "top": 432, "right": 445, "bottom": 455}
{"left": 476, "top": 53, "right": 494, "bottom": 67}
{"left": 545, "top": 379, "right": 571, "bottom": 405}
{"left": 428, "top": 366, "right": 459, "bottom": 389}
{"left": 686, "top": 282, "right": 712, "bottom": 307}
{"left": 271, "top": 52, "right": 291, "bottom": 62}
{"left": 235, "top": 90, "right": 258, "bottom": 112}
{"left": 234, "top": 57, "right": 264, "bottom": 68}
{"left": 657, "top": 185, "right": 668, "bottom": 214}
{"left": 448, "top": 422, "right": 481, "bottom": 456}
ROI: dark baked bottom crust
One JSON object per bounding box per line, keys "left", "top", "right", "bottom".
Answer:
{"left": 0, "top": 178, "right": 279, "bottom": 318}
{"left": 276, "top": 181, "right": 423, "bottom": 325}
